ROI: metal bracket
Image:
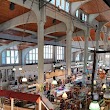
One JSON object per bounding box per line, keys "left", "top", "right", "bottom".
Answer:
{"left": 39, "top": 0, "right": 52, "bottom": 10}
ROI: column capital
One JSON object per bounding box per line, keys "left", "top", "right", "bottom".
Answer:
{"left": 66, "top": 19, "right": 74, "bottom": 33}
{"left": 66, "top": 30, "right": 73, "bottom": 35}
{"left": 37, "top": 20, "right": 45, "bottom": 26}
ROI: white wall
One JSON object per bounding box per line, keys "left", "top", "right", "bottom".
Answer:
{"left": 0, "top": 64, "right": 52, "bottom": 80}
{"left": 0, "top": 63, "right": 67, "bottom": 80}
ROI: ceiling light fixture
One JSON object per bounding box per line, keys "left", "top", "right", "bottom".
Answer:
{"left": 60, "top": 65, "right": 64, "bottom": 70}
{"left": 103, "top": 90, "right": 110, "bottom": 100}
{"left": 53, "top": 63, "right": 56, "bottom": 68}
{"left": 89, "top": 101, "right": 100, "bottom": 110}
{"left": 93, "top": 80, "right": 96, "bottom": 85}
{"left": 52, "top": 76, "right": 57, "bottom": 85}
{"left": 22, "top": 77, "right": 27, "bottom": 83}
{"left": 12, "top": 67, "right": 16, "bottom": 71}
{"left": 102, "top": 84, "right": 106, "bottom": 89}
{"left": 52, "top": 80, "right": 57, "bottom": 85}
{"left": 19, "top": 67, "right": 23, "bottom": 71}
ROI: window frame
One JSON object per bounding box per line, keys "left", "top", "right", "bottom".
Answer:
{"left": 2, "top": 49, "right": 19, "bottom": 65}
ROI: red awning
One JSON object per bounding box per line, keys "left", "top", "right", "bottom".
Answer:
{"left": 0, "top": 90, "right": 40, "bottom": 102}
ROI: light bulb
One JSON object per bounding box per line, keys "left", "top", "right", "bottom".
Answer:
{"left": 93, "top": 93, "right": 99, "bottom": 101}
{"left": 102, "top": 84, "right": 106, "bottom": 89}
{"left": 19, "top": 67, "right": 22, "bottom": 71}
{"left": 94, "top": 80, "right": 96, "bottom": 85}
{"left": 13, "top": 67, "right": 16, "bottom": 71}
{"left": 53, "top": 64, "right": 56, "bottom": 68}
{"left": 60, "top": 66, "right": 64, "bottom": 70}
{"left": 87, "top": 63, "right": 89, "bottom": 66}
{"left": 52, "top": 80, "right": 57, "bottom": 85}
{"left": 89, "top": 101, "right": 100, "bottom": 110}
{"left": 22, "top": 77, "right": 27, "bottom": 82}
{"left": 103, "top": 91, "right": 110, "bottom": 99}
{"left": 103, "top": 65, "right": 105, "bottom": 67}
{"left": 99, "top": 69, "right": 102, "bottom": 71}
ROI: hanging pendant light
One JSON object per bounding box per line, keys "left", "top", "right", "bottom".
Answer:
{"left": 13, "top": 66, "right": 16, "bottom": 71}
{"left": 62, "top": 92, "right": 68, "bottom": 99}
{"left": 60, "top": 65, "right": 64, "bottom": 70}
{"left": 102, "top": 64, "right": 105, "bottom": 68}
{"left": 52, "top": 80, "right": 57, "bottom": 85}
{"left": 52, "top": 76, "right": 57, "bottom": 85}
{"left": 53, "top": 63, "right": 56, "bottom": 68}
{"left": 93, "top": 80, "right": 96, "bottom": 85}
{"left": 102, "top": 84, "right": 106, "bottom": 89}
{"left": 89, "top": 101, "right": 100, "bottom": 110}
{"left": 19, "top": 67, "right": 23, "bottom": 71}
{"left": 103, "top": 90, "right": 110, "bottom": 101}
{"left": 87, "top": 63, "right": 89, "bottom": 66}
{"left": 22, "top": 76, "right": 27, "bottom": 83}
{"left": 93, "top": 93, "right": 99, "bottom": 101}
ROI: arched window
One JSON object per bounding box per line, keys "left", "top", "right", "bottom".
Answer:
{"left": 44, "top": 45, "right": 53, "bottom": 59}
{"left": 56, "top": 0, "right": 60, "bottom": 7}
{"left": 61, "top": 0, "right": 65, "bottom": 10}
{"left": 75, "top": 10, "right": 79, "bottom": 17}
{"left": 105, "top": 54, "right": 110, "bottom": 58}
{"left": 49, "top": 0, "right": 69, "bottom": 12}
{"left": 57, "top": 46, "right": 64, "bottom": 61}
{"left": 2, "top": 49, "right": 19, "bottom": 64}
{"left": 88, "top": 55, "right": 91, "bottom": 61}
{"left": 85, "top": 15, "right": 87, "bottom": 21}
{"left": 65, "top": 1, "right": 69, "bottom": 12}
{"left": 50, "top": 0, "right": 55, "bottom": 4}
{"left": 76, "top": 54, "right": 80, "bottom": 61}
{"left": 26, "top": 45, "right": 53, "bottom": 64}
{"left": 82, "top": 13, "right": 85, "bottom": 21}
{"left": 26, "top": 48, "right": 38, "bottom": 64}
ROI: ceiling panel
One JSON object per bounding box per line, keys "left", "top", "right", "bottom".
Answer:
{"left": 16, "top": 16, "right": 61, "bottom": 32}
{"left": 45, "top": 17, "right": 61, "bottom": 29}
{"left": 74, "top": 27, "right": 81, "bottom": 32}
{"left": 0, "top": 0, "right": 30, "bottom": 23}
{"left": 95, "top": 14, "right": 108, "bottom": 22}
{"left": 49, "top": 32, "right": 66, "bottom": 37}
{"left": 17, "top": 23, "right": 37, "bottom": 32}
{"left": 73, "top": 36, "right": 84, "bottom": 41}
{"left": 90, "top": 29, "right": 96, "bottom": 41}
{"left": 0, "top": 39, "right": 12, "bottom": 44}
{"left": 44, "top": 37, "right": 54, "bottom": 41}
{"left": 80, "top": 0, "right": 109, "bottom": 14}
{"left": 2, "top": 29, "right": 31, "bottom": 37}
